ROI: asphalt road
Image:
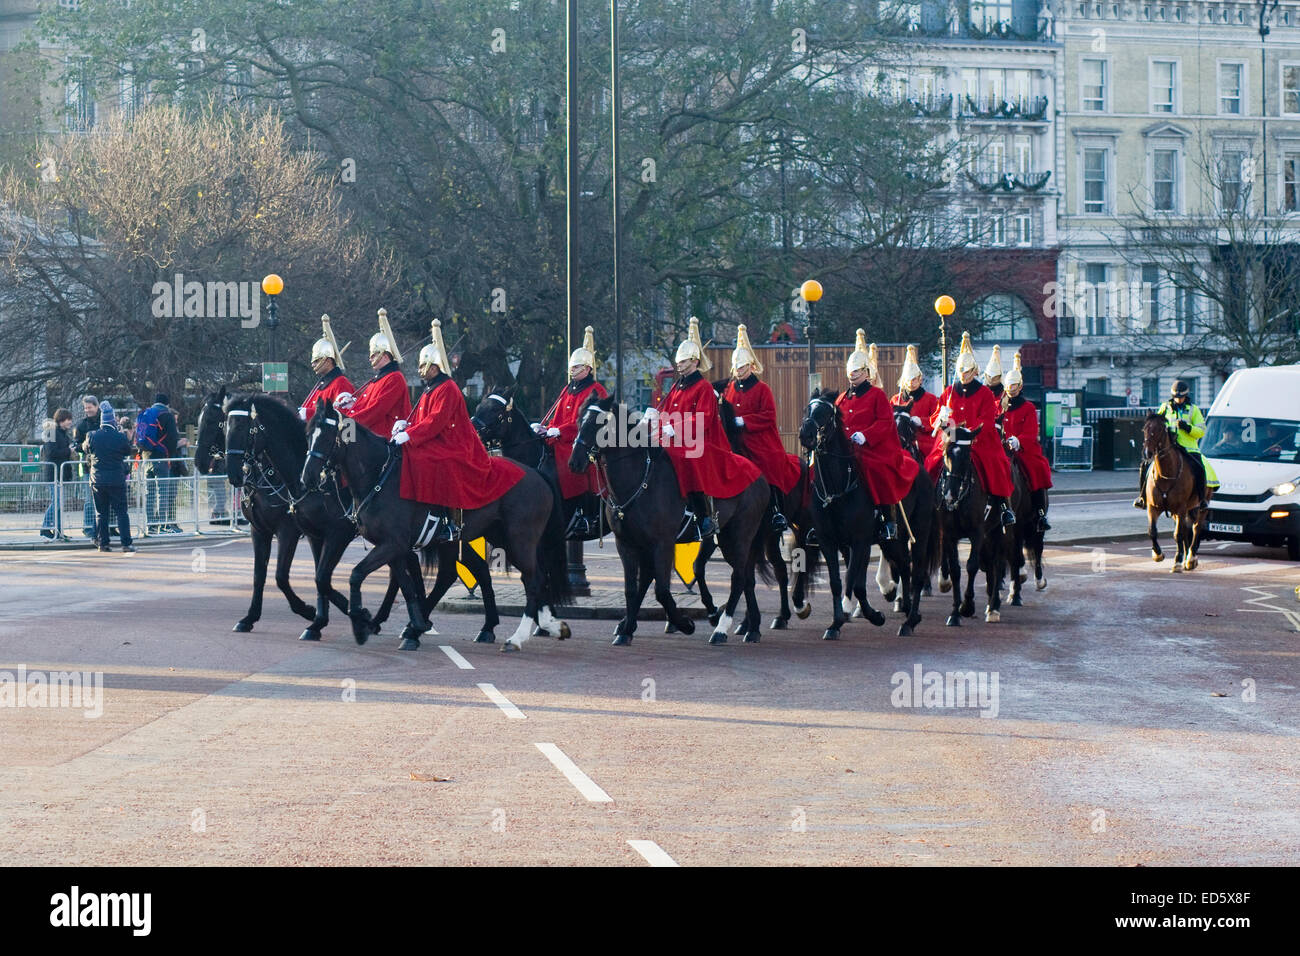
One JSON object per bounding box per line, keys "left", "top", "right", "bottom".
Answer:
{"left": 1, "top": 536, "right": 1297, "bottom": 865}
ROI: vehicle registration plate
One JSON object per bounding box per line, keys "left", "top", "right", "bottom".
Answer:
{"left": 1208, "top": 522, "right": 1243, "bottom": 534}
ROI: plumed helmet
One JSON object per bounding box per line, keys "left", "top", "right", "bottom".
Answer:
{"left": 899, "top": 344, "right": 923, "bottom": 390}
{"left": 868, "top": 342, "right": 883, "bottom": 387}
{"left": 846, "top": 328, "right": 873, "bottom": 375}
{"left": 368, "top": 307, "right": 404, "bottom": 362}
{"left": 984, "top": 344, "right": 1004, "bottom": 381}
{"left": 418, "top": 318, "right": 451, "bottom": 372}
{"left": 1004, "top": 351, "right": 1024, "bottom": 389}
{"left": 311, "top": 314, "right": 347, "bottom": 371}
{"left": 674, "top": 316, "right": 713, "bottom": 372}
{"left": 955, "top": 331, "right": 979, "bottom": 376}
{"left": 568, "top": 325, "right": 597, "bottom": 369}
{"left": 731, "top": 324, "right": 763, "bottom": 375}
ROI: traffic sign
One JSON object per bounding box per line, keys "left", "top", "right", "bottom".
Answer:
{"left": 262, "top": 362, "right": 289, "bottom": 393}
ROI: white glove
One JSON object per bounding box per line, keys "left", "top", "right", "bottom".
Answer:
{"left": 546, "top": 427, "right": 560, "bottom": 438}
{"left": 335, "top": 392, "right": 355, "bottom": 410}
{"left": 1007, "top": 435, "right": 1021, "bottom": 451}
{"left": 531, "top": 423, "right": 545, "bottom": 435}
{"left": 298, "top": 407, "right": 308, "bottom": 421}
{"left": 734, "top": 417, "right": 744, "bottom": 427}
{"left": 851, "top": 431, "right": 866, "bottom": 445}
{"left": 391, "top": 420, "right": 408, "bottom": 437}
{"left": 936, "top": 405, "right": 952, "bottom": 427}
{"left": 392, "top": 431, "right": 410, "bottom": 445}
{"left": 662, "top": 423, "right": 676, "bottom": 439}
{"left": 910, "top": 415, "right": 922, "bottom": 428}
{"left": 643, "top": 407, "right": 660, "bottom": 422}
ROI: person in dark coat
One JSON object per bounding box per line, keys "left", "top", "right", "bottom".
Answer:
{"left": 83, "top": 401, "right": 136, "bottom": 552}
{"left": 40, "top": 409, "right": 75, "bottom": 539}
{"left": 72, "top": 395, "right": 101, "bottom": 537}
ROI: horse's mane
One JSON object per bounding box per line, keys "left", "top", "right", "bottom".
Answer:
{"left": 229, "top": 392, "right": 308, "bottom": 459}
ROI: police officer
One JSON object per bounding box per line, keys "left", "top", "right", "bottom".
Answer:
{"left": 1135, "top": 379, "right": 1217, "bottom": 510}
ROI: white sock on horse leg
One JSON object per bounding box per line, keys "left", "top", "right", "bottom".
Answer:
{"left": 506, "top": 614, "right": 532, "bottom": 647}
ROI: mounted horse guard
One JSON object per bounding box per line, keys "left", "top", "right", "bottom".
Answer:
{"left": 298, "top": 314, "right": 353, "bottom": 427}
{"left": 533, "top": 325, "right": 608, "bottom": 541}
{"left": 1138, "top": 380, "right": 1216, "bottom": 572}
{"left": 334, "top": 307, "right": 412, "bottom": 438}
{"left": 999, "top": 351, "right": 1051, "bottom": 592}
{"left": 891, "top": 344, "right": 938, "bottom": 465}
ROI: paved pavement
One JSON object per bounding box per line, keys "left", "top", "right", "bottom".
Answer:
{"left": 1, "top": 534, "right": 1297, "bottom": 865}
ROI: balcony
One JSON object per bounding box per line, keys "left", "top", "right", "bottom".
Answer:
{"left": 875, "top": 14, "right": 1052, "bottom": 42}
{"left": 960, "top": 94, "right": 1050, "bottom": 122}
{"left": 964, "top": 170, "right": 1053, "bottom": 192}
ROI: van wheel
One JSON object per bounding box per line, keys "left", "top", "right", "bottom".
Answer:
{"left": 1288, "top": 536, "right": 1300, "bottom": 562}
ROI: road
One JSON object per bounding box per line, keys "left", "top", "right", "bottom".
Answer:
{"left": 1, "top": 535, "right": 1297, "bottom": 865}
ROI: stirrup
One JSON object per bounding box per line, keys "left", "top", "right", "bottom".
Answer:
{"left": 770, "top": 510, "right": 789, "bottom": 533}
{"left": 880, "top": 522, "right": 898, "bottom": 542}
{"left": 432, "top": 518, "right": 459, "bottom": 543}
{"left": 1133, "top": 497, "right": 1145, "bottom": 509}
{"left": 698, "top": 514, "right": 719, "bottom": 537}
{"left": 1000, "top": 506, "right": 1016, "bottom": 527}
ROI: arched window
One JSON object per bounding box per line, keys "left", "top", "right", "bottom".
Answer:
{"left": 973, "top": 293, "right": 1038, "bottom": 341}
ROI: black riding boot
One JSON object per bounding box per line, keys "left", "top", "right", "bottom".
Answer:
{"left": 1031, "top": 488, "right": 1050, "bottom": 532}
{"left": 875, "top": 506, "right": 898, "bottom": 542}
{"left": 1134, "top": 458, "right": 1151, "bottom": 509}
{"left": 994, "top": 496, "right": 1016, "bottom": 528}
{"left": 564, "top": 493, "right": 601, "bottom": 540}
{"left": 769, "top": 487, "right": 789, "bottom": 534}
{"left": 688, "top": 492, "right": 718, "bottom": 538}
{"left": 432, "top": 506, "right": 460, "bottom": 543}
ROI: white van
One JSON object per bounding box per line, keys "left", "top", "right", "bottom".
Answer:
{"left": 1200, "top": 365, "right": 1300, "bottom": 561}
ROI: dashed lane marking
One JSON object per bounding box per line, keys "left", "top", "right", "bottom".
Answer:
{"left": 440, "top": 646, "right": 474, "bottom": 670}
{"left": 535, "top": 743, "right": 613, "bottom": 803}
{"left": 477, "top": 683, "right": 525, "bottom": 719}
{"left": 628, "top": 840, "right": 679, "bottom": 867}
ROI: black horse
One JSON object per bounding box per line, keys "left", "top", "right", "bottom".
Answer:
{"left": 193, "top": 388, "right": 404, "bottom": 640}
{"left": 569, "top": 395, "right": 769, "bottom": 645}
{"left": 875, "top": 401, "right": 935, "bottom": 606}
{"left": 303, "top": 398, "right": 570, "bottom": 652}
{"left": 687, "top": 391, "right": 814, "bottom": 633}
{"left": 935, "top": 424, "right": 1008, "bottom": 625}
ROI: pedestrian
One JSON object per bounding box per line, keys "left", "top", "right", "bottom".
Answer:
{"left": 136, "top": 393, "right": 181, "bottom": 533}
{"left": 82, "top": 401, "right": 136, "bottom": 553}
{"left": 40, "top": 408, "right": 75, "bottom": 540}
{"left": 73, "top": 394, "right": 101, "bottom": 537}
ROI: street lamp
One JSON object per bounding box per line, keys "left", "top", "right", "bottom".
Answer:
{"left": 934, "top": 294, "right": 956, "bottom": 386}
{"left": 261, "top": 273, "right": 283, "bottom": 364}
{"left": 800, "top": 279, "right": 823, "bottom": 395}
{"left": 1260, "top": 0, "right": 1280, "bottom": 235}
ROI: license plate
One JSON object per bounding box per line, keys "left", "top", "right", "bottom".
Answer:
{"left": 1209, "top": 522, "right": 1243, "bottom": 534}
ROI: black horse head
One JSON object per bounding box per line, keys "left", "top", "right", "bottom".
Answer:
{"left": 799, "top": 389, "right": 842, "bottom": 452}
{"left": 893, "top": 400, "right": 921, "bottom": 455}
{"left": 568, "top": 394, "right": 618, "bottom": 474}
{"left": 222, "top": 393, "right": 307, "bottom": 490}
{"left": 302, "top": 397, "right": 342, "bottom": 490}
{"left": 193, "top": 385, "right": 229, "bottom": 476}
{"left": 939, "top": 424, "right": 982, "bottom": 508}
{"left": 471, "top": 385, "right": 517, "bottom": 442}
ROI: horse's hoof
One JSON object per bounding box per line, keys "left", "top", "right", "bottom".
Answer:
{"left": 298, "top": 628, "right": 321, "bottom": 642}
{"left": 708, "top": 629, "right": 728, "bottom": 645}
{"left": 664, "top": 621, "right": 678, "bottom": 634}
{"left": 501, "top": 641, "right": 520, "bottom": 653}
{"left": 611, "top": 633, "right": 633, "bottom": 646}
{"left": 1171, "top": 564, "right": 1182, "bottom": 574}
{"left": 852, "top": 604, "right": 863, "bottom": 619}
{"left": 939, "top": 579, "right": 952, "bottom": 594}
{"left": 368, "top": 619, "right": 382, "bottom": 635}
{"left": 233, "top": 621, "right": 254, "bottom": 633}
{"left": 822, "top": 627, "right": 839, "bottom": 640}
{"left": 893, "top": 598, "right": 905, "bottom": 613}
{"left": 557, "top": 622, "right": 571, "bottom": 640}
{"left": 475, "top": 630, "right": 495, "bottom": 643}
{"left": 1017, "top": 572, "right": 1027, "bottom": 584}
{"left": 1152, "top": 552, "right": 1164, "bottom": 562}
{"left": 945, "top": 614, "right": 961, "bottom": 627}
{"left": 734, "top": 621, "right": 745, "bottom": 635}
{"left": 707, "top": 610, "right": 721, "bottom": 628}
{"left": 743, "top": 631, "right": 761, "bottom": 643}
{"left": 865, "top": 608, "right": 886, "bottom": 627}
{"left": 794, "top": 602, "right": 811, "bottom": 620}
{"left": 1010, "top": 594, "right": 1023, "bottom": 607}
{"left": 922, "top": 583, "right": 933, "bottom": 597}
{"left": 898, "top": 623, "right": 914, "bottom": 637}
{"left": 677, "top": 618, "right": 696, "bottom": 636}
{"left": 770, "top": 617, "right": 789, "bottom": 630}
{"left": 398, "top": 637, "right": 420, "bottom": 651}
{"left": 959, "top": 602, "right": 975, "bottom": 618}
{"left": 985, "top": 609, "right": 1000, "bottom": 623}
{"left": 1035, "top": 578, "right": 1047, "bottom": 591}
{"left": 1186, "top": 559, "right": 1198, "bottom": 571}
{"left": 882, "top": 588, "right": 898, "bottom": 604}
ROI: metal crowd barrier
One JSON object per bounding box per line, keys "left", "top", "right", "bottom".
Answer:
{"left": 1051, "top": 425, "right": 1094, "bottom": 472}
{"left": 0, "top": 456, "right": 247, "bottom": 545}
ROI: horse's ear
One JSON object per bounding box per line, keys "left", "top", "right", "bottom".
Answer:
{"left": 505, "top": 395, "right": 514, "bottom": 411}
{"left": 218, "top": 384, "right": 228, "bottom": 402}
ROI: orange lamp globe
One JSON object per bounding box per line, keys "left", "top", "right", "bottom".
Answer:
{"left": 934, "top": 294, "right": 955, "bottom": 317}
{"left": 261, "top": 274, "right": 285, "bottom": 297}
{"left": 800, "top": 279, "right": 823, "bottom": 303}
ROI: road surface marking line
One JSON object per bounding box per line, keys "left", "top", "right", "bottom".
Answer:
{"left": 628, "top": 840, "right": 679, "bottom": 867}
{"left": 440, "top": 645, "right": 474, "bottom": 669}
{"left": 535, "top": 743, "right": 613, "bottom": 802}
{"left": 477, "top": 683, "right": 525, "bottom": 718}
{"left": 1204, "top": 562, "right": 1286, "bottom": 576}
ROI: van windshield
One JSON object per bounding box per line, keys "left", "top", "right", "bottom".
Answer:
{"left": 1203, "top": 417, "right": 1300, "bottom": 463}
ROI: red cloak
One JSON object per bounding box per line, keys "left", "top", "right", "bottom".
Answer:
{"left": 924, "top": 380, "right": 1015, "bottom": 497}
{"left": 341, "top": 364, "right": 411, "bottom": 437}
{"left": 300, "top": 369, "right": 354, "bottom": 428}
{"left": 655, "top": 371, "right": 761, "bottom": 499}
{"left": 836, "top": 383, "right": 918, "bottom": 507}
{"left": 722, "top": 376, "right": 802, "bottom": 494}
{"left": 1000, "top": 396, "right": 1053, "bottom": 491}
{"left": 544, "top": 377, "right": 608, "bottom": 499}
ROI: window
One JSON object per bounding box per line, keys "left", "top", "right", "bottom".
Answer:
{"left": 1141, "top": 377, "right": 1161, "bottom": 406}
{"left": 974, "top": 294, "right": 1036, "bottom": 340}
{"left": 1284, "top": 64, "right": 1300, "bottom": 115}
{"left": 1007, "top": 69, "right": 1031, "bottom": 110}
{"left": 65, "top": 62, "right": 95, "bottom": 132}
{"left": 1219, "top": 149, "right": 1246, "bottom": 211}
{"left": 1085, "top": 377, "right": 1110, "bottom": 396}
{"left": 1083, "top": 147, "right": 1108, "bottom": 213}
{"left": 1219, "top": 62, "right": 1244, "bottom": 114}
{"left": 1285, "top": 152, "right": 1300, "bottom": 211}
{"left": 1153, "top": 148, "right": 1178, "bottom": 212}
{"left": 989, "top": 213, "right": 1005, "bottom": 245}
{"left": 1085, "top": 263, "right": 1109, "bottom": 335}
{"left": 964, "top": 211, "right": 981, "bottom": 244}
{"left": 1141, "top": 265, "right": 1161, "bottom": 331}
{"left": 972, "top": 0, "right": 1014, "bottom": 32}
{"left": 983, "top": 139, "right": 1006, "bottom": 175}
{"left": 1082, "top": 58, "right": 1107, "bottom": 111}
{"left": 1151, "top": 60, "right": 1177, "bottom": 113}
{"left": 1174, "top": 282, "right": 1195, "bottom": 333}
{"left": 1015, "top": 213, "right": 1032, "bottom": 245}
{"left": 1014, "top": 135, "right": 1032, "bottom": 175}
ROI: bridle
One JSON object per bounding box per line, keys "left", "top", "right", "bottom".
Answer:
{"left": 1145, "top": 419, "right": 1184, "bottom": 488}
{"left": 939, "top": 429, "right": 976, "bottom": 512}
{"left": 225, "top": 405, "right": 309, "bottom": 509}
{"left": 573, "top": 405, "right": 652, "bottom": 522}
{"left": 804, "top": 397, "right": 859, "bottom": 506}
{"left": 306, "top": 413, "right": 398, "bottom": 528}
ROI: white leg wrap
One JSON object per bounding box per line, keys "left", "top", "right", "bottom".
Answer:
{"left": 505, "top": 614, "right": 532, "bottom": 648}
{"left": 537, "top": 606, "right": 560, "bottom": 632}
{"left": 841, "top": 595, "right": 856, "bottom": 615}
{"left": 712, "top": 612, "right": 732, "bottom": 639}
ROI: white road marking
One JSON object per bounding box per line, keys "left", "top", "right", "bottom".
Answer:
{"left": 628, "top": 840, "right": 679, "bottom": 867}
{"left": 439, "top": 645, "right": 474, "bottom": 669}
{"left": 535, "top": 743, "right": 613, "bottom": 803}
{"left": 477, "top": 682, "right": 525, "bottom": 719}
{"left": 1204, "top": 562, "right": 1288, "bottom": 577}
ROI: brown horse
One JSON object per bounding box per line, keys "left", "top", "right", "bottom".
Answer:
{"left": 1141, "top": 413, "right": 1209, "bottom": 572}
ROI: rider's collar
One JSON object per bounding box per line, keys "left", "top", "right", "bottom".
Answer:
{"left": 909, "top": 386, "right": 926, "bottom": 401}
{"left": 568, "top": 376, "right": 597, "bottom": 395}
{"left": 733, "top": 373, "right": 758, "bottom": 391}
{"left": 369, "top": 361, "right": 401, "bottom": 383}
{"left": 1008, "top": 394, "right": 1026, "bottom": 410}
{"left": 422, "top": 371, "right": 450, "bottom": 390}
{"left": 676, "top": 370, "right": 703, "bottom": 388}
{"left": 954, "top": 379, "right": 982, "bottom": 399}
{"left": 318, "top": 367, "right": 343, "bottom": 387}
{"left": 849, "top": 380, "right": 872, "bottom": 397}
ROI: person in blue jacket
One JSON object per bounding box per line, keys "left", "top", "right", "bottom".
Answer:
{"left": 83, "top": 401, "right": 137, "bottom": 553}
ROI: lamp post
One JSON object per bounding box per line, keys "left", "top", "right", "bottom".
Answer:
{"left": 800, "top": 279, "right": 823, "bottom": 396}
{"left": 565, "top": 0, "right": 590, "bottom": 596}
{"left": 934, "top": 294, "right": 956, "bottom": 386}
{"left": 261, "top": 273, "right": 283, "bottom": 364}
{"left": 1260, "top": 0, "right": 1280, "bottom": 239}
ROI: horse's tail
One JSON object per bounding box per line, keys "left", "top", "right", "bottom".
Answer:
{"left": 420, "top": 542, "right": 442, "bottom": 580}
{"left": 923, "top": 499, "right": 942, "bottom": 579}
{"left": 540, "top": 480, "right": 574, "bottom": 607}
{"left": 754, "top": 526, "right": 777, "bottom": 586}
